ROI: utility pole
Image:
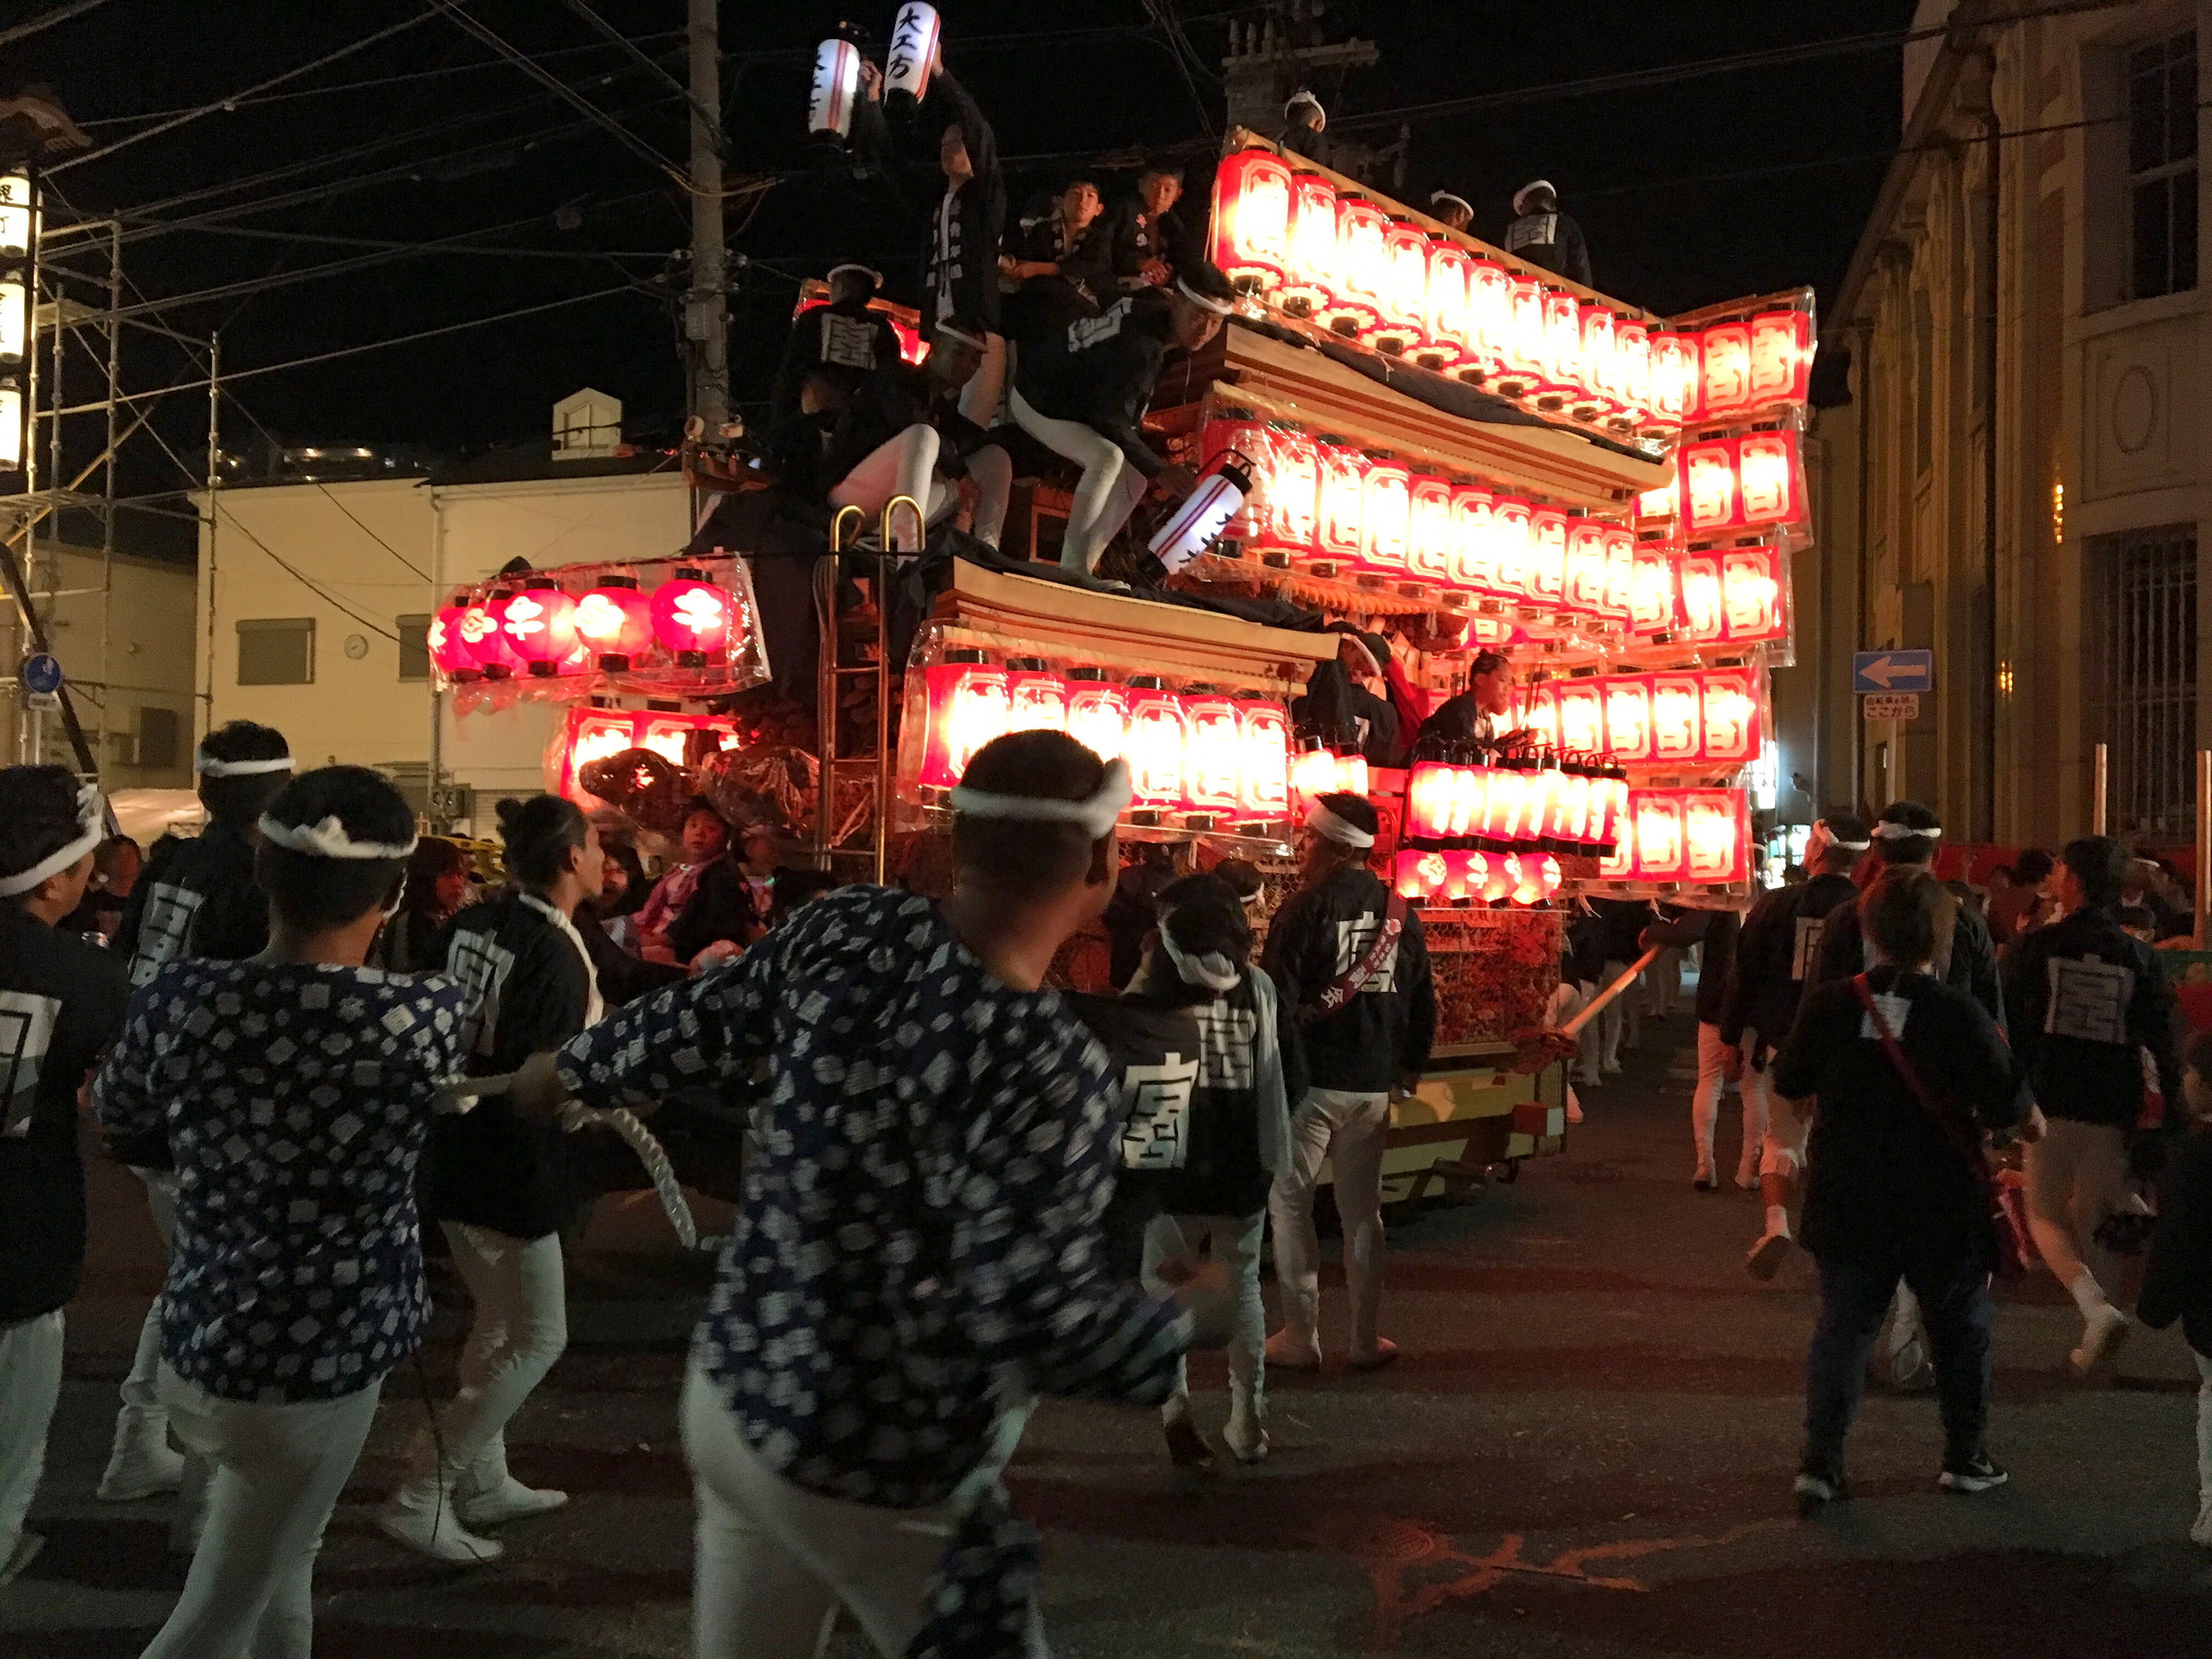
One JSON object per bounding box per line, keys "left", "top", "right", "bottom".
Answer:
{"left": 685, "top": 0, "right": 729, "bottom": 429}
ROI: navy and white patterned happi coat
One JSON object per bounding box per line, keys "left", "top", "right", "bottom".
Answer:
{"left": 94, "top": 960, "right": 469, "bottom": 1404}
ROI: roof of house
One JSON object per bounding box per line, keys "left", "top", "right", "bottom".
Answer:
{"left": 425, "top": 443, "right": 681, "bottom": 488}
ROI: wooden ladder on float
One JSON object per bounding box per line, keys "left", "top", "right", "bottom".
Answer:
{"left": 814, "top": 496, "right": 923, "bottom": 883}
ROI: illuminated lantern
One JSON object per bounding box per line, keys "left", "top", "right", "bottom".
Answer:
{"left": 1315, "top": 439, "right": 1365, "bottom": 564}
{"left": 1364, "top": 218, "right": 1432, "bottom": 353}
{"left": 1497, "top": 277, "right": 1548, "bottom": 396}
{"left": 1005, "top": 657, "right": 1068, "bottom": 734}
{"left": 1149, "top": 450, "right": 1256, "bottom": 574}
{"left": 1435, "top": 850, "right": 1473, "bottom": 902}
{"left": 649, "top": 567, "right": 732, "bottom": 666}
{"left": 1526, "top": 508, "right": 1568, "bottom": 606}
{"left": 1613, "top": 320, "right": 1651, "bottom": 430}
{"left": 428, "top": 600, "right": 478, "bottom": 682}
{"left": 1702, "top": 672, "right": 1757, "bottom": 762}
{"left": 1555, "top": 679, "right": 1605, "bottom": 754}
{"left": 1736, "top": 431, "right": 1799, "bottom": 529}
{"left": 463, "top": 589, "right": 521, "bottom": 679}
{"left": 1523, "top": 760, "right": 1560, "bottom": 852}
{"left": 1407, "top": 758, "right": 1457, "bottom": 840}
{"left": 1721, "top": 548, "right": 1784, "bottom": 641}
{"left": 1516, "top": 852, "right": 1559, "bottom": 905}
{"left": 1647, "top": 330, "right": 1699, "bottom": 428}
{"left": 1336, "top": 749, "right": 1369, "bottom": 799}
{"left": 1199, "top": 415, "right": 1272, "bottom": 541}
{"left": 1685, "top": 792, "right": 1747, "bottom": 883}
{"left": 0, "top": 379, "right": 19, "bottom": 471}
{"left": 882, "top": 2, "right": 940, "bottom": 111}
{"left": 0, "top": 173, "right": 31, "bottom": 260}
{"left": 1594, "top": 764, "right": 1630, "bottom": 859}
{"left": 1064, "top": 667, "right": 1128, "bottom": 763}
{"left": 1634, "top": 794, "right": 1686, "bottom": 879}
{"left": 1396, "top": 849, "right": 1445, "bottom": 900}
{"left": 809, "top": 39, "right": 862, "bottom": 140}
{"left": 1564, "top": 519, "right": 1608, "bottom": 613}
{"left": 558, "top": 711, "right": 644, "bottom": 801}
{"left": 500, "top": 579, "right": 579, "bottom": 677}
{"left": 1289, "top": 737, "right": 1338, "bottom": 809}
{"left": 1209, "top": 149, "right": 1294, "bottom": 292}
{"left": 1492, "top": 495, "right": 1535, "bottom": 601}
{"left": 1449, "top": 761, "right": 1488, "bottom": 839}
{"left": 1418, "top": 238, "right": 1473, "bottom": 371}
{"left": 1124, "top": 676, "right": 1189, "bottom": 812}
{"left": 1681, "top": 440, "right": 1739, "bottom": 538}
{"left": 1676, "top": 554, "right": 1724, "bottom": 641}
{"left": 1750, "top": 310, "right": 1813, "bottom": 408}
{"left": 1181, "top": 687, "right": 1244, "bottom": 817}
{"left": 1600, "top": 527, "right": 1636, "bottom": 621}
{"left": 1236, "top": 696, "right": 1291, "bottom": 820}
{"left": 1483, "top": 852, "right": 1518, "bottom": 902}
{"left": 1459, "top": 257, "right": 1512, "bottom": 383}
{"left": 1359, "top": 456, "right": 1411, "bottom": 574}
{"left": 916, "top": 649, "right": 1008, "bottom": 789}
{"left": 1605, "top": 676, "right": 1654, "bottom": 762}
{"left": 1651, "top": 674, "right": 1702, "bottom": 763}
{"left": 1638, "top": 475, "right": 1680, "bottom": 524}
{"left": 1520, "top": 680, "right": 1559, "bottom": 749}
{"left": 1325, "top": 194, "right": 1391, "bottom": 335}
{"left": 1279, "top": 171, "right": 1340, "bottom": 316}
{"left": 1407, "top": 475, "right": 1455, "bottom": 584}
{"left": 1699, "top": 322, "right": 1753, "bottom": 418}
{"left": 1448, "top": 486, "right": 1498, "bottom": 594}
{"left": 1630, "top": 544, "right": 1675, "bottom": 633}
{"left": 574, "top": 573, "right": 654, "bottom": 671}
{"left": 1256, "top": 423, "right": 1319, "bottom": 557}
{"left": 1575, "top": 303, "right": 1618, "bottom": 419}
{"left": 0, "top": 278, "right": 24, "bottom": 365}
{"left": 1556, "top": 766, "right": 1595, "bottom": 851}
{"left": 1539, "top": 289, "right": 1583, "bottom": 403}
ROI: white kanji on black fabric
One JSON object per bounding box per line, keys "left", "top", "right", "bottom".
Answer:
{"left": 129, "top": 882, "right": 203, "bottom": 987}
{"left": 0, "top": 988, "right": 61, "bottom": 1138}
{"left": 2046, "top": 955, "right": 2133, "bottom": 1045}
{"left": 1791, "top": 915, "right": 1827, "bottom": 983}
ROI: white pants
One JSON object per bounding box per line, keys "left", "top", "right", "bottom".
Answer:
{"left": 415, "top": 1222, "right": 567, "bottom": 1494}
{"left": 0, "top": 1309, "right": 64, "bottom": 1568}
{"left": 1271, "top": 1088, "right": 1392, "bottom": 1354}
{"left": 1597, "top": 960, "right": 1639, "bottom": 1067}
{"left": 957, "top": 330, "right": 1008, "bottom": 428}
{"left": 1749, "top": 1050, "right": 1805, "bottom": 1177}
{"left": 1008, "top": 386, "right": 1151, "bottom": 574}
{"left": 118, "top": 1167, "right": 179, "bottom": 1444}
{"left": 1141, "top": 1211, "right": 1266, "bottom": 1409}
{"left": 828, "top": 424, "right": 1011, "bottom": 551}
{"left": 684, "top": 1364, "right": 999, "bottom": 1659}
{"left": 1646, "top": 947, "right": 1682, "bottom": 1017}
{"left": 2023, "top": 1118, "right": 2131, "bottom": 1300}
{"left": 1691, "top": 1023, "right": 1765, "bottom": 1174}
{"left": 143, "top": 1366, "right": 381, "bottom": 1659}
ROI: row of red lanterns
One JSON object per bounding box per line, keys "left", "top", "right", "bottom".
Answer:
{"left": 906, "top": 651, "right": 1294, "bottom": 824}
{"left": 1520, "top": 667, "right": 1762, "bottom": 769}
{"left": 1404, "top": 752, "right": 1628, "bottom": 859}
{"left": 1598, "top": 788, "right": 1754, "bottom": 887}
{"left": 1207, "top": 149, "right": 1815, "bottom": 434}
{"left": 428, "top": 567, "right": 740, "bottom": 684}
{"left": 1394, "top": 849, "right": 1563, "bottom": 907}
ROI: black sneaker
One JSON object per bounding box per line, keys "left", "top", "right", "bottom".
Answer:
{"left": 1939, "top": 1455, "right": 2008, "bottom": 1494}
{"left": 1793, "top": 1468, "right": 1849, "bottom": 1517}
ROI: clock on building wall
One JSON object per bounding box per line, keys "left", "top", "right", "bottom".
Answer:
{"left": 343, "top": 633, "right": 368, "bottom": 659}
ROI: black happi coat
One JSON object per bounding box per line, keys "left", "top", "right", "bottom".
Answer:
{"left": 2002, "top": 905, "right": 2181, "bottom": 1129}
{"left": 1261, "top": 865, "right": 1435, "bottom": 1095}
{"left": 1719, "top": 870, "right": 1861, "bottom": 1051}
{"left": 112, "top": 819, "right": 268, "bottom": 990}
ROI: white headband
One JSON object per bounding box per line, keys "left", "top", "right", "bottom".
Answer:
{"left": 1872, "top": 820, "right": 1940, "bottom": 842}
{"left": 827, "top": 262, "right": 880, "bottom": 287}
{"left": 196, "top": 748, "right": 292, "bottom": 777}
{"left": 1305, "top": 802, "right": 1374, "bottom": 849}
{"left": 1159, "top": 913, "right": 1242, "bottom": 993}
{"left": 1176, "top": 276, "right": 1234, "bottom": 317}
{"left": 258, "top": 813, "right": 418, "bottom": 862}
{"left": 1430, "top": 190, "right": 1472, "bottom": 217}
{"left": 0, "top": 782, "right": 104, "bottom": 898}
{"left": 948, "top": 759, "right": 1133, "bottom": 839}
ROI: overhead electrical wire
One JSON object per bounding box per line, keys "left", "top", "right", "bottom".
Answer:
{"left": 0, "top": 0, "right": 119, "bottom": 50}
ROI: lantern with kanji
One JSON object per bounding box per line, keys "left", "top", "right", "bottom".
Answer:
{"left": 501, "top": 579, "right": 580, "bottom": 677}
{"left": 1556, "top": 679, "right": 1605, "bottom": 754}
{"left": 1209, "top": 149, "right": 1294, "bottom": 292}
{"left": 1593, "top": 764, "right": 1629, "bottom": 859}
{"left": 1199, "top": 414, "right": 1272, "bottom": 542}
{"left": 1256, "top": 423, "right": 1319, "bottom": 558}
{"left": 1749, "top": 309, "right": 1813, "bottom": 408}
{"left": 1736, "top": 431, "right": 1801, "bottom": 529}
{"left": 1448, "top": 486, "right": 1498, "bottom": 594}
{"left": 1605, "top": 676, "right": 1654, "bottom": 762}
{"left": 1181, "top": 687, "right": 1244, "bottom": 819}
{"left": 1279, "top": 170, "right": 1340, "bottom": 315}
{"left": 915, "top": 649, "right": 1008, "bottom": 789}
{"left": 1681, "top": 440, "right": 1739, "bottom": 538}
{"left": 1359, "top": 455, "right": 1411, "bottom": 574}
{"left": 650, "top": 566, "right": 733, "bottom": 667}
{"left": 1574, "top": 303, "right": 1619, "bottom": 421}
{"left": 1460, "top": 258, "right": 1512, "bottom": 383}
{"left": 1396, "top": 849, "right": 1446, "bottom": 900}
{"left": 1564, "top": 518, "right": 1608, "bottom": 614}
{"left": 1519, "top": 680, "right": 1559, "bottom": 750}
{"left": 1497, "top": 277, "right": 1549, "bottom": 396}
{"left": 1634, "top": 793, "right": 1686, "bottom": 879}
{"left": 1124, "top": 676, "right": 1189, "bottom": 812}
{"left": 1149, "top": 450, "right": 1256, "bottom": 574}
{"left": 1539, "top": 289, "right": 1584, "bottom": 405}
{"left": 1613, "top": 320, "right": 1651, "bottom": 430}
{"left": 1064, "top": 667, "right": 1127, "bottom": 763}
{"left": 883, "top": 2, "right": 940, "bottom": 111}
{"left": 1684, "top": 790, "right": 1747, "bottom": 883}
{"left": 1702, "top": 672, "right": 1757, "bottom": 763}
{"left": 1676, "top": 554, "right": 1724, "bottom": 641}
{"left": 428, "top": 599, "right": 478, "bottom": 682}
{"left": 1407, "top": 757, "right": 1457, "bottom": 841}
{"left": 1630, "top": 544, "right": 1675, "bottom": 633}
{"left": 1646, "top": 330, "right": 1699, "bottom": 429}
{"left": 1289, "top": 737, "right": 1337, "bottom": 810}
{"left": 1005, "top": 658, "right": 1068, "bottom": 734}
{"left": 1315, "top": 439, "right": 1365, "bottom": 564}
{"left": 1527, "top": 509, "right": 1569, "bottom": 606}
{"left": 1236, "top": 696, "right": 1290, "bottom": 820}
{"left": 1407, "top": 474, "right": 1455, "bottom": 585}
{"left": 1320, "top": 194, "right": 1389, "bottom": 334}
{"left": 1721, "top": 548, "right": 1784, "bottom": 640}
{"left": 574, "top": 573, "right": 655, "bottom": 672}
{"left": 1365, "top": 218, "right": 1432, "bottom": 353}
{"left": 1492, "top": 495, "right": 1535, "bottom": 601}
{"left": 1418, "top": 237, "right": 1473, "bottom": 372}
{"left": 809, "top": 39, "right": 862, "bottom": 140}
{"left": 1651, "top": 674, "right": 1701, "bottom": 764}
{"left": 1699, "top": 322, "right": 1753, "bottom": 419}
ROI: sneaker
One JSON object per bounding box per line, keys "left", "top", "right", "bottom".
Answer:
{"left": 1746, "top": 1227, "right": 1794, "bottom": 1281}
{"left": 1, "top": 1533, "right": 44, "bottom": 1585}
{"left": 97, "top": 1431, "right": 185, "bottom": 1502}
{"left": 376, "top": 1487, "right": 506, "bottom": 1564}
{"left": 1346, "top": 1337, "right": 1399, "bottom": 1372}
{"left": 1263, "top": 1329, "right": 1321, "bottom": 1372}
{"left": 1161, "top": 1406, "right": 1216, "bottom": 1472}
{"left": 1224, "top": 1391, "right": 1269, "bottom": 1465}
{"left": 2069, "top": 1304, "right": 2130, "bottom": 1381}
{"left": 1793, "top": 1469, "right": 1849, "bottom": 1516}
{"left": 1939, "top": 1455, "right": 2009, "bottom": 1494}
{"left": 457, "top": 1475, "right": 568, "bottom": 1530}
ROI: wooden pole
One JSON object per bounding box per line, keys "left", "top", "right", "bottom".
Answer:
{"left": 2092, "top": 742, "right": 2108, "bottom": 836}
{"left": 1560, "top": 946, "right": 1661, "bottom": 1039}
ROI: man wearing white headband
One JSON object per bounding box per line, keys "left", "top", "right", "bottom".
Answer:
{"left": 99, "top": 717, "right": 290, "bottom": 1519}
{"left": 1009, "top": 257, "right": 1237, "bottom": 574}
{"left": 0, "top": 766, "right": 132, "bottom": 1584}
{"left": 824, "top": 314, "right": 1013, "bottom": 551}
{"left": 1262, "top": 792, "right": 1435, "bottom": 1374}
{"left": 1429, "top": 190, "right": 1474, "bottom": 233}
{"left": 506, "top": 729, "right": 1231, "bottom": 1658}
{"left": 767, "top": 260, "right": 903, "bottom": 430}
{"left": 1723, "top": 812, "right": 1871, "bottom": 1279}
{"left": 1505, "top": 178, "right": 1594, "bottom": 288}
{"left": 1810, "top": 800, "right": 2004, "bottom": 1395}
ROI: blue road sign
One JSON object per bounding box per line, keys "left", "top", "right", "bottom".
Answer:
{"left": 21, "top": 652, "right": 62, "bottom": 696}
{"left": 1852, "top": 649, "right": 1932, "bottom": 694}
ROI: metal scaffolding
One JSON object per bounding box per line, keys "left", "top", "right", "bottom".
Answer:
{"left": 1, "top": 177, "right": 218, "bottom": 778}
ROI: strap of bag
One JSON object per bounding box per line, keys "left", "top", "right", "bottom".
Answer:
{"left": 1303, "top": 891, "right": 1408, "bottom": 1024}
{"left": 1851, "top": 973, "right": 1993, "bottom": 1191}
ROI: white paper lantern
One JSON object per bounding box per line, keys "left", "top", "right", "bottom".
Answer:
{"left": 0, "top": 381, "right": 21, "bottom": 469}
{"left": 1147, "top": 454, "right": 1256, "bottom": 575}
{"left": 883, "top": 2, "right": 940, "bottom": 110}
{"left": 809, "top": 39, "right": 862, "bottom": 139}
{"left": 0, "top": 173, "right": 32, "bottom": 260}
{"left": 0, "top": 280, "right": 25, "bottom": 365}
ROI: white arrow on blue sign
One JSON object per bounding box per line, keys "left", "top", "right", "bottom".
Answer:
{"left": 1852, "top": 649, "right": 1933, "bottom": 694}
{"left": 21, "top": 652, "right": 63, "bottom": 696}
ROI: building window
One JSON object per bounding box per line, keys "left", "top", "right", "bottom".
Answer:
{"left": 236, "top": 618, "right": 314, "bottom": 686}
{"left": 136, "top": 705, "right": 180, "bottom": 770}
{"left": 396, "top": 613, "right": 431, "bottom": 681}
{"left": 2127, "top": 30, "right": 2197, "bottom": 300}
{"left": 2101, "top": 524, "right": 2197, "bottom": 835}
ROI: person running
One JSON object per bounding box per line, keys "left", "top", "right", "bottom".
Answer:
{"left": 1263, "top": 792, "right": 1435, "bottom": 1372}
{"left": 1723, "top": 814, "right": 1871, "bottom": 1277}
{"left": 1009, "top": 260, "right": 1236, "bottom": 574}
{"left": 2002, "top": 834, "right": 2181, "bottom": 1379}
{"left": 506, "top": 729, "right": 1229, "bottom": 1659}
{"left": 99, "top": 720, "right": 292, "bottom": 1518}
{"left": 1641, "top": 904, "right": 1756, "bottom": 1189}
{"left": 1771, "top": 866, "right": 2042, "bottom": 1514}
{"left": 2139, "top": 1028, "right": 2212, "bottom": 1546}
{"left": 823, "top": 318, "right": 1013, "bottom": 551}
{"left": 1128, "top": 874, "right": 1301, "bottom": 1467}
{"left": 380, "top": 795, "right": 604, "bottom": 1562}
{"left": 94, "top": 766, "right": 474, "bottom": 1659}
{"left": 0, "top": 768, "right": 131, "bottom": 1584}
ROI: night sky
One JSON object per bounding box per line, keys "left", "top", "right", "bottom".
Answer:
{"left": 16, "top": 0, "right": 1917, "bottom": 517}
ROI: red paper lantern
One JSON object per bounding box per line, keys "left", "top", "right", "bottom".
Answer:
{"left": 1359, "top": 456, "right": 1411, "bottom": 574}
{"left": 1651, "top": 674, "right": 1702, "bottom": 763}
{"left": 1256, "top": 423, "right": 1319, "bottom": 558}
{"left": 1540, "top": 289, "right": 1584, "bottom": 403}
{"left": 1684, "top": 790, "right": 1749, "bottom": 883}
{"left": 1736, "top": 431, "right": 1800, "bottom": 529}
{"left": 1555, "top": 680, "right": 1605, "bottom": 754}
{"left": 1613, "top": 322, "right": 1651, "bottom": 429}
{"left": 558, "top": 709, "right": 647, "bottom": 801}
{"left": 1124, "top": 676, "right": 1188, "bottom": 812}
{"left": 1630, "top": 544, "right": 1676, "bottom": 632}
{"left": 1065, "top": 667, "right": 1128, "bottom": 763}
{"left": 1681, "top": 439, "right": 1739, "bottom": 538}
{"left": 1647, "top": 330, "right": 1699, "bottom": 428}
{"left": 463, "top": 589, "right": 523, "bottom": 679}
{"left": 502, "top": 579, "right": 580, "bottom": 677}
{"left": 1721, "top": 548, "right": 1786, "bottom": 641}
{"left": 1520, "top": 680, "right": 1559, "bottom": 750}
{"left": 1181, "top": 687, "right": 1243, "bottom": 817}
{"left": 1497, "top": 277, "right": 1548, "bottom": 396}
{"left": 1005, "top": 658, "right": 1068, "bottom": 734}
{"left": 574, "top": 573, "right": 655, "bottom": 671}
{"left": 1419, "top": 239, "right": 1473, "bottom": 372}
{"left": 649, "top": 567, "right": 733, "bottom": 666}
{"left": 1407, "top": 475, "right": 1455, "bottom": 585}
{"left": 1605, "top": 677, "right": 1654, "bottom": 762}
{"left": 1462, "top": 258, "right": 1512, "bottom": 383}
{"left": 1527, "top": 508, "right": 1569, "bottom": 606}
{"left": 1702, "top": 672, "right": 1757, "bottom": 762}
{"left": 1634, "top": 794, "right": 1686, "bottom": 879}
{"left": 1483, "top": 852, "right": 1518, "bottom": 903}
{"left": 1321, "top": 194, "right": 1390, "bottom": 334}
{"left": 1450, "top": 762, "right": 1489, "bottom": 838}
{"left": 428, "top": 601, "right": 478, "bottom": 682}
{"left": 1448, "top": 486, "right": 1498, "bottom": 594}
{"left": 1290, "top": 737, "right": 1338, "bottom": 810}
{"left": 1699, "top": 322, "right": 1754, "bottom": 419}
{"left": 1315, "top": 440, "right": 1365, "bottom": 564}
{"left": 1676, "top": 554, "right": 1724, "bottom": 642}
{"left": 916, "top": 651, "right": 1008, "bottom": 789}
{"left": 1236, "top": 696, "right": 1290, "bottom": 820}
{"left": 1364, "top": 218, "right": 1432, "bottom": 353}
{"left": 1516, "top": 851, "right": 1560, "bottom": 905}
{"left": 1564, "top": 518, "right": 1609, "bottom": 613}
{"left": 1406, "top": 758, "right": 1457, "bottom": 840}
{"left": 1279, "top": 170, "right": 1340, "bottom": 316}
{"left": 1492, "top": 496, "right": 1534, "bottom": 599}
{"left": 1749, "top": 310, "right": 1813, "bottom": 408}
{"left": 1335, "top": 749, "right": 1369, "bottom": 799}
{"left": 1600, "top": 527, "right": 1637, "bottom": 621}
{"left": 1575, "top": 304, "right": 1619, "bottom": 420}
{"left": 1396, "top": 849, "right": 1445, "bottom": 900}
{"left": 1594, "top": 766, "right": 1628, "bottom": 860}
{"left": 1210, "top": 149, "right": 1294, "bottom": 292}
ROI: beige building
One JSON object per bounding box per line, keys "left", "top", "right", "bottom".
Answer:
{"left": 4, "top": 537, "right": 197, "bottom": 786}
{"left": 1806, "top": 0, "right": 2208, "bottom": 848}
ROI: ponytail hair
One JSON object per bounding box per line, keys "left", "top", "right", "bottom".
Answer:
{"left": 496, "top": 794, "right": 589, "bottom": 888}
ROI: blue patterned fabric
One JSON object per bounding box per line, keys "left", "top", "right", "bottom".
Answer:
{"left": 94, "top": 960, "right": 469, "bottom": 1403}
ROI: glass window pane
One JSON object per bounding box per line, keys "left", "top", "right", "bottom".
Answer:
{"left": 2134, "top": 177, "right": 2172, "bottom": 298}
{"left": 2175, "top": 168, "right": 2199, "bottom": 293}
{"left": 2171, "top": 47, "right": 2198, "bottom": 162}
{"left": 236, "top": 619, "right": 313, "bottom": 686}
{"left": 396, "top": 613, "right": 430, "bottom": 681}
{"left": 2131, "top": 66, "right": 2165, "bottom": 172}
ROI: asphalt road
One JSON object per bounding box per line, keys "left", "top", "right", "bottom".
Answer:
{"left": 7, "top": 1012, "right": 2206, "bottom": 1658}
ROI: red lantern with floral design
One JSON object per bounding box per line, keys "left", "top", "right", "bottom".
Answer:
{"left": 574, "top": 573, "right": 655, "bottom": 671}
{"left": 463, "top": 589, "right": 523, "bottom": 679}
{"left": 649, "top": 566, "right": 733, "bottom": 667}
{"left": 428, "top": 600, "right": 478, "bottom": 682}
{"left": 501, "top": 579, "right": 580, "bottom": 677}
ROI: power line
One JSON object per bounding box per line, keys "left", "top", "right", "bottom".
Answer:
{"left": 561, "top": 0, "right": 720, "bottom": 147}
{"left": 218, "top": 387, "right": 430, "bottom": 582}
{"left": 0, "top": 0, "right": 119, "bottom": 49}
{"left": 118, "top": 217, "right": 678, "bottom": 262}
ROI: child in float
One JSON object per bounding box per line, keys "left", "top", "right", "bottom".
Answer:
{"left": 630, "top": 795, "right": 729, "bottom": 960}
